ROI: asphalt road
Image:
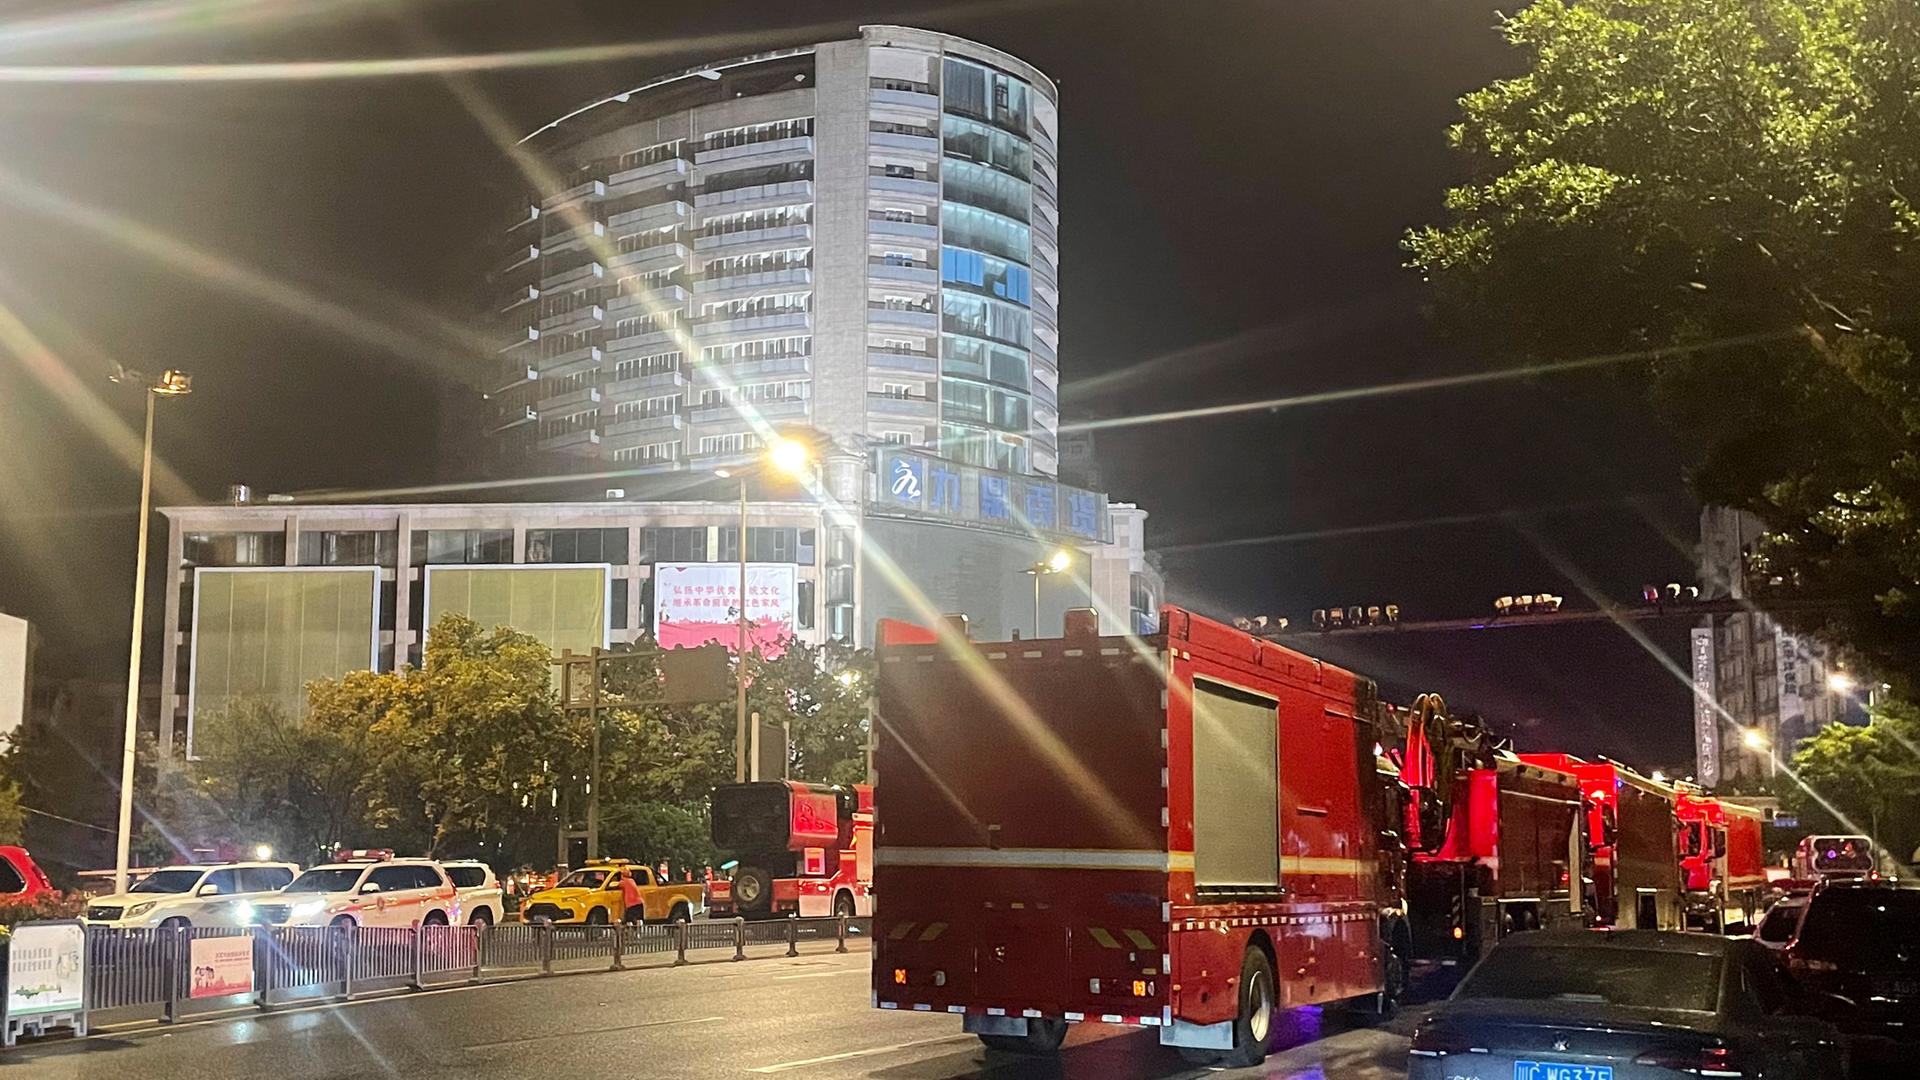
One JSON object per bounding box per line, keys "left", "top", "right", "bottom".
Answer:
{"left": 7, "top": 944, "right": 1412, "bottom": 1080}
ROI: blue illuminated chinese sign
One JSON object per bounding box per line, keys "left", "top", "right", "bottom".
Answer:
{"left": 875, "top": 449, "right": 1109, "bottom": 542}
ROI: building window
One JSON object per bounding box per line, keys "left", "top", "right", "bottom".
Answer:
{"left": 610, "top": 578, "right": 629, "bottom": 630}
{"left": 638, "top": 527, "right": 706, "bottom": 562}
{"left": 182, "top": 531, "right": 285, "bottom": 567}
{"left": 878, "top": 430, "right": 915, "bottom": 445}
{"left": 612, "top": 352, "right": 681, "bottom": 381}
{"left": 297, "top": 530, "right": 399, "bottom": 568}
{"left": 697, "top": 433, "right": 763, "bottom": 456}
{"left": 715, "top": 526, "right": 816, "bottom": 564}
{"left": 943, "top": 57, "right": 1030, "bottom": 134}
{"left": 413, "top": 529, "right": 513, "bottom": 565}
{"left": 526, "top": 528, "right": 629, "bottom": 565}
{"left": 701, "top": 117, "right": 813, "bottom": 152}
{"left": 380, "top": 581, "right": 398, "bottom": 631}
{"left": 617, "top": 139, "right": 684, "bottom": 171}
{"left": 613, "top": 441, "right": 680, "bottom": 464}
{"left": 796, "top": 578, "right": 816, "bottom": 629}
{"left": 613, "top": 395, "right": 681, "bottom": 420}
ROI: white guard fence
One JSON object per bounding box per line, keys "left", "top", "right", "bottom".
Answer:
{"left": 5, "top": 915, "right": 868, "bottom": 1043}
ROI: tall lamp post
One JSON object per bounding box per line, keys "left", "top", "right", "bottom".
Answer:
{"left": 716, "top": 434, "right": 814, "bottom": 783}
{"left": 1022, "top": 548, "right": 1073, "bottom": 640}
{"left": 111, "top": 367, "right": 192, "bottom": 893}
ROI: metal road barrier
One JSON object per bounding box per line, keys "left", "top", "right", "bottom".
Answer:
{"left": 5, "top": 915, "right": 871, "bottom": 1045}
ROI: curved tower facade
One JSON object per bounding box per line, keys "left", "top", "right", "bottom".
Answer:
{"left": 491, "top": 25, "right": 1061, "bottom": 477}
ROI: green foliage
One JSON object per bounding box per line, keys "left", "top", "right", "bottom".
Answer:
{"left": 0, "top": 892, "right": 86, "bottom": 938}
{"left": 1783, "top": 699, "right": 1920, "bottom": 861}
{"left": 1407, "top": 0, "right": 1920, "bottom": 684}
{"left": 0, "top": 776, "right": 23, "bottom": 847}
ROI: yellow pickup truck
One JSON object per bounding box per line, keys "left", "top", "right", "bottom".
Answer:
{"left": 519, "top": 860, "right": 703, "bottom": 925}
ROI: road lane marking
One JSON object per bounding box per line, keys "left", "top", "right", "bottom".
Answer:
{"left": 750, "top": 1034, "right": 975, "bottom": 1072}
{"left": 463, "top": 1014, "right": 726, "bottom": 1049}
{"left": 775, "top": 968, "right": 869, "bottom": 980}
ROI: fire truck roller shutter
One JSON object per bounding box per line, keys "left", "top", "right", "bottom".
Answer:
{"left": 1191, "top": 678, "right": 1280, "bottom": 893}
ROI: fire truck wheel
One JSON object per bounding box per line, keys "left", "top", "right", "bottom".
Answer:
{"left": 733, "top": 866, "right": 775, "bottom": 916}
{"left": 1222, "top": 947, "right": 1276, "bottom": 1068}
{"left": 586, "top": 907, "right": 610, "bottom": 926}
{"left": 669, "top": 903, "right": 692, "bottom": 924}
{"left": 978, "top": 1017, "right": 1068, "bottom": 1054}
{"left": 833, "top": 891, "right": 856, "bottom": 919}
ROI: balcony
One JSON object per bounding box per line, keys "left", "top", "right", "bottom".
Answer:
{"left": 541, "top": 218, "right": 606, "bottom": 256}
{"left": 693, "top": 310, "right": 811, "bottom": 343}
{"left": 867, "top": 394, "right": 937, "bottom": 420}
{"left": 606, "top": 283, "right": 690, "bottom": 313}
{"left": 866, "top": 260, "right": 937, "bottom": 288}
{"left": 695, "top": 180, "right": 812, "bottom": 214}
{"left": 869, "top": 87, "right": 938, "bottom": 112}
{"left": 539, "top": 303, "right": 605, "bottom": 333}
{"left": 499, "top": 284, "right": 539, "bottom": 314}
{"left": 867, "top": 217, "right": 937, "bottom": 243}
{"left": 505, "top": 204, "right": 541, "bottom": 234}
{"left": 868, "top": 348, "right": 937, "bottom": 375}
{"left": 607, "top": 200, "right": 691, "bottom": 232}
{"left": 868, "top": 130, "right": 937, "bottom": 156}
{"left": 604, "top": 369, "right": 687, "bottom": 402}
{"left": 867, "top": 305, "right": 938, "bottom": 332}
{"left": 537, "top": 428, "right": 601, "bottom": 453}
{"left": 693, "top": 222, "right": 812, "bottom": 253}
{"left": 536, "top": 385, "right": 602, "bottom": 413}
{"left": 695, "top": 135, "right": 813, "bottom": 167}
{"left": 690, "top": 397, "right": 809, "bottom": 427}
{"left": 538, "top": 345, "right": 603, "bottom": 379}
{"left": 540, "top": 261, "right": 605, "bottom": 290}
{"left": 606, "top": 327, "right": 685, "bottom": 355}
{"left": 605, "top": 241, "right": 690, "bottom": 274}
{"left": 489, "top": 404, "right": 536, "bottom": 434}
{"left": 543, "top": 178, "right": 606, "bottom": 210}
{"left": 492, "top": 364, "right": 537, "bottom": 395}
{"left": 605, "top": 412, "right": 686, "bottom": 438}
{"left": 694, "top": 266, "right": 813, "bottom": 302}
{"left": 498, "top": 326, "right": 539, "bottom": 354}
{"left": 607, "top": 155, "right": 689, "bottom": 192}
{"left": 501, "top": 244, "right": 540, "bottom": 273}
{"left": 867, "top": 174, "right": 939, "bottom": 201}
{"left": 693, "top": 352, "right": 811, "bottom": 384}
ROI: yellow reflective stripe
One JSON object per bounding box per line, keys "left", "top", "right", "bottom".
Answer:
{"left": 1124, "top": 929, "right": 1155, "bottom": 950}
{"left": 918, "top": 921, "right": 948, "bottom": 942}
{"left": 1280, "top": 856, "right": 1372, "bottom": 876}
{"left": 889, "top": 921, "right": 916, "bottom": 941}
{"left": 1087, "top": 927, "right": 1122, "bottom": 950}
{"left": 1167, "top": 851, "right": 1194, "bottom": 872}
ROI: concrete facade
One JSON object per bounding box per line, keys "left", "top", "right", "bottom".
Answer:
{"left": 0, "top": 612, "right": 31, "bottom": 742}
{"left": 492, "top": 25, "right": 1063, "bottom": 479}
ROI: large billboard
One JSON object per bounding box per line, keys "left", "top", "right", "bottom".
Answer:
{"left": 423, "top": 565, "right": 610, "bottom": 659}
{"left": 653, "top": 563, "right": 796, "bottom": 656}
{"left": 188, "top": 567, "right": 379, "bottom": 757}
{"left": 875, "top": 447, "right": 1110, "bottom": 544}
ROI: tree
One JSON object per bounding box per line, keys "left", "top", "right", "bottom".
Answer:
{"left": 0, "top": 776, "right": 23, "bottom": 847}
{"left": 1783, "top": 699, "right": 1920, "bottom": 862}
{"left": 1406, "top": 0, "right": 1920, "bottom": 684}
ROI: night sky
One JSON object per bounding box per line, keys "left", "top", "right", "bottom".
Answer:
{"left": 0, "top": 1, "right": 1704, "bottom": 770}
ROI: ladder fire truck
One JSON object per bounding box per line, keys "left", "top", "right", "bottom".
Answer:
{"left": 708, "top": 780, "right": 873, "bottom": 920}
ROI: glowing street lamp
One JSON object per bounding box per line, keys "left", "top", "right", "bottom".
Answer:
{"left": 1827, "top": 671, "right": 1856, "bottom": 695}
{"left": 1022, "top": 548, "right": 1075, "bottom": 640}
{"left": 111, "top": 367, "right": 192, "bottom": 894}
{"left": 1741, "top": 728, "right": 1769, "bottom": 751}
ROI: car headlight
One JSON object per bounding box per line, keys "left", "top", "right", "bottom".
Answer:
{"left": 293, "top": 900, "right": 327, "bottom": 919}
{"left": 233, "top": 900, "right": 255, "bottom": 922}
{"left": 126, "top": 901, "right": 158, "bottom": 919}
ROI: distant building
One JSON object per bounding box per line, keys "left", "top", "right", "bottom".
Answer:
{"left": 1691, "top": 507, "right": 1846, "bottom": 787}
{"left": 489, "top": 25, "right": 1062, "bottom": 478}
{"left": 0, "top": 612, "right": 32, "bottom": 741}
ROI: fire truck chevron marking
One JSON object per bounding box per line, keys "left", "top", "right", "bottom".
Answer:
{"left": 888, "top": 921, "right": 916, "bottom": 941}
{"left": 1087, "top": 927, "right": 1123, "bottom": 949}
{"left": 1124, "top": 929, "right": 1155, "bottom": 949}
{"left": 917, "top": 922, "right": 948, "bottom": 942}
{"left": 875, "top": 847, "right": 1171, "bottom": 871}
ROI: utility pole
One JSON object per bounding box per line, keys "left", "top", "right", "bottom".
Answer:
{"left": 736, "top": 474, "right": 749, "bottom": 783}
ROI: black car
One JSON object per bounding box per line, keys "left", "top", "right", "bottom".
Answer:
{"left": 1410, "top": 930, "right": 1844, "bottom": 1079}
{"left": 1783, "top": 879, "right": 1920, "bottom": 1042}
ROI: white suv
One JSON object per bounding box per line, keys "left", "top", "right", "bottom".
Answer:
{"left": 259, "top": 859, "right": 456, "bottom": 929}
{"left": 84, "top": 862, "right": 299, "bottom": 929}
{"left": 440, "top": 861, "right": 503, "bottom": 926}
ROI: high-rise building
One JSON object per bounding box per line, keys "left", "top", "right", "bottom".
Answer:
{"left": 490, "top": 25, "right": 1061, "bottom": 478}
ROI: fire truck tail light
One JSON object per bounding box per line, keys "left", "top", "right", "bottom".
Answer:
{"left": 933, "top": 970, "right": 946, "bottom": 987}
{"left": 1132, "top": 980, "right": 1149, "bottom": 997}
{"left": 893, "top": 968, "right": 907, "bottom": 985}
{"left": 1451, "top": 926, "right": 1465, "bottom": 940}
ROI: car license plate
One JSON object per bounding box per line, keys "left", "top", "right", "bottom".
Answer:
{"left": 1514, "top": 1063, "right": 1611, "bottom": 1080}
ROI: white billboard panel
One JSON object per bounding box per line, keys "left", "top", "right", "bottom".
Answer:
{"left": 423, "top": 565, "right": 610, "bottom": 659}
{"left": 653, "top": 563, "right": 796, "bottom": 656}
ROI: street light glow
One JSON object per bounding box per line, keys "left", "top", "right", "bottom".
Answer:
{"left": 766, "top": 435, "right": 811, "bottom": 478}
{"left": 254, "top": 844, "right": 273, "bottom": 861}
{"left": 1045, "top": 548, "right": 1072, "bottom": 574}
{"left": 1741, "top": 728, "right": 1768, "bottom": 751}
{"left": 1827, "top": 671, "right": 1856, "bottom": 694}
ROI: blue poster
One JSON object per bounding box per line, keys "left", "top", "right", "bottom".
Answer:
{"left": 886, "top": 454, "right": 924, "bottom": 507}
{"left": 1022, "top": 482, "right": 1058, "bottom": 531}
{"left": 979, "top": 475, "right": 1012, "bottom": 523}
{"left": 928, "top": 460, "right": 963, "bottom": 515}
{"left": 1066, "top": 490, "right": 1101, "bottom": 538}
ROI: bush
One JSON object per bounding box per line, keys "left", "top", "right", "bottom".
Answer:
{"left": 0, "top": 892, "right": 86, "bottom": 943}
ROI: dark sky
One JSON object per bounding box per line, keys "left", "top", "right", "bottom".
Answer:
{"left": 0, "top": 1, "right": 1704, "bottom": 771}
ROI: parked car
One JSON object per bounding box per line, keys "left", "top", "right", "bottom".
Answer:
{"left": 1781, "top": 878, "right": 1920, "bottom": 1044}
{"left": 1755, "top": 894, "right": 1809, "bottom": 952}
{"left": 1409, "top": 930, "right": 1844, "bottom": 1079}
{"left": 0, "top": 846, "right": 56, "bottom": 903}
{"left": 82, "top": 862, "right": 298, "bottom": 928}
{"left": 520, "top": 860, "right": 702, "bottom": 925}
{"left": 256, "top": 857, "right": 456, "bottom": 929}
{"left": 439, "top": 860, "right": 503, "bottom": 926}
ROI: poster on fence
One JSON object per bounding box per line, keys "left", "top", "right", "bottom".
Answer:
{"left": 5, "top": 922, "right": 84, "bottom": 1018}
{"left": 189, "top": 935, "right": 254, "bottom": 998}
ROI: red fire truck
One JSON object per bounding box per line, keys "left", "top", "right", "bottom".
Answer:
{"left": 708, "top": 780, "right": 873, "bottom": 920}
{"left": 1675, "top": 792, "right": 1767, "bottom": 929}
{"left": 1520, "top": 754, "right": 1683, "bottom": 930}
{"left": 873, "top": 607, "right": 1400, "bottom": 1066}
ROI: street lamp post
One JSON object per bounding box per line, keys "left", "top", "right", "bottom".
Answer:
{"left": 1023, "top": 548, "right": 1074, "bottom": 640}
{"left": 112, "top": 368, "right": 191, "bottom": 893}
{"left": 719, "top": 435, "right": 814, "bottom": 784}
